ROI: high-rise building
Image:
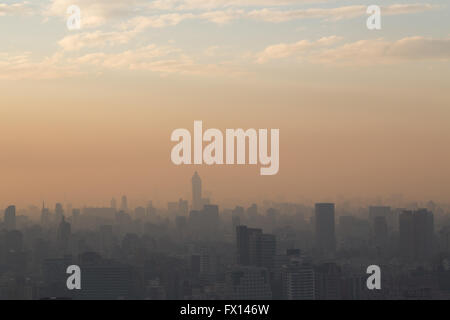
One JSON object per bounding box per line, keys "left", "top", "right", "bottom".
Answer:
{"left": 192, "top": 171, "right": 202, "bottom": 211}
{"left": 315, "top": 262, "right": 342, "bottom": 300}
{"left": 4, "top": 205, "right": 16, "bottom": 230}
{"left": 203, "top": 204, "right": 219, "bottom": 230}
{"left": 315, "top": 203, "right": 336, "bottom": 256}
{"left": 282, "top": 261, "right": 315, "bottom": 300}
{"left": 236, "top": 226, "right": 276, "bottom": 270}
{"left": 55, "top": 203, "right": 64, "bottom": 224}
{"left": 369, "top": 206, "right": 393, "bottom": 231}
{"left": 399, "top": 209, "right": 434, "bottom": 261}
{"left": 225, "top": 266, "right": 272, "bottom": 300}
{"left": 373, "top": 215, "right": 388, "bottom": 247}
{"left": 57, "top": 216, "right": 71, "bottom": 253}
{"left": 120, "top": 195, "right": 128, "bottom": 211}
{"left": 41, "top": 202, "right": 51, "bottom": 227}
{"left": 178, "top": 199, "right": 189, "bottom": 216}
{"left": 110, "top": 198, "right": 117, "bottom": 209}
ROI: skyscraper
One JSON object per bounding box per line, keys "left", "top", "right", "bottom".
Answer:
{"left": 55, "top": 203, "right": 64, "bottom": 224}
{"left": 369, "top": 206, "right": 393, "bottom": 231}
{"left": 315, "top": 203, "right": 336, "bottom": 256}
{"left": 4, "top": 205, "right": 16, "bottom": 230}
{"left": 192, "top": 171, "right": 202, "bottom": 211}
{"left": 236, "top": 225, "right": 276, "bottom": 270}
{"left": 225, "top": 266, "right": 272, "bottom": 300}
{"left": 57, "top": 216, "right": 71, "bottom": 253}
{"left": 282, "top": 261, "right": 315, "bottom": 300}
{"left": 399, "top": 209, "right": 434, "bottom": 261}
{"left": 40, "top": 202, "right": 51, "bottom": 227}
{"left": 120, "top": 195, "right": 128, "bottom": 211}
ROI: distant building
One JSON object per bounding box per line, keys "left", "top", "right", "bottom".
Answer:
{"left": 120, "top": 195, "right": 128, "bottom": 211}
{"left": 4, "top": 205, "right": 16, "bottom": 230}
{"left": 236, "top": 225, "right": 276, "bottom": 270}
{"left": 192, "top": 171, "right": 202, "bottom": 211}
{"left": 399, "top": 209, "right": 434, "bottom": 261}
{"left": 40, "top": 203, "right": 51, "bottom": 227}
{"left": 57, "top": 216, "right": 71, "bottom": 253}
{"left": 315, "top": 203, "right": 336, "bottom": 256}
{"left": 315, "top": 262, "right": 342, "bottom": 300}
{"left": 110, "top": 198, "right": 117, "bottom": 209}
{"left": 369, "top": 206, "right": 393, "bottom": 231}
{"left": 55, "top": 203, "right": 64, "bottom": 224}
{"left": 282, "top": 261, "right": 315, "bottom": 300}
{"left": 134, "top": 206, "right": 146, "bottom": 220}
{"left": 373, "top": 215, "right": 388, "bottom": 247}
{"left": 75, "top": 252, "right": 138, "bottom": 300}
{"left": 178, "top": 199, "right": 189, "bottom": 216}
{"left": 225, "top": 266, "right": 272, "bottom": 300}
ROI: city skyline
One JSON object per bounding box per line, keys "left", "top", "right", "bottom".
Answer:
{"left": 1, "top": 172, "right": 449, "bottom": 300}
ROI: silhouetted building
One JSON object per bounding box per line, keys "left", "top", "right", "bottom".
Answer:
{"left": 373, "top": 215, "right": 388, "bottom": 247}
{"left": 55, "top": 203, "right": 64, "bottom": 224}
{"left": 110, "top": 198, "right": 117, "bottom": 209}
{"left": 40, "top": 203, "right": 51, "bottom": 227}
{"left": 225, "top": 266, "right": 272, "bottom": 300}
{"left": 192, "top": 171, "right": 202, "bottom": 211}
{"left": 399, "top": 209, "right": 434, "bottom": 261}
{"left": 315, "top": 203, "right": 336, "bottom": 256}
{"left": 57, "top": 216, "right": 71, "bottom": 253}
{"left": 282, "top": 261, "right": 315, "bottom": 300}
{"left": 315, "top": 263, "right": 341, "bottom": 300}
{"left": 120, "top": 195, "right": 128, "bottom": 211}
{"left": 4, "top": 205, "right": 16, "bottom": 230}
{"left": 369, "top": 206, "right": 393, "bottom": 231}
{"left": 236, "top": 226, "right": 276, "bottom": 270}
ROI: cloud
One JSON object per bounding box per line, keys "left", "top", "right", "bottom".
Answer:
{"left": 0, "top": 1, "right": 33, "bottom": 16}
{"left": 248, "top": 4, "right": 436, "bottom": 23}
{"left": 121, "top": 13, "right": 195, "bottom": 31}
{"left": 73, "top": 44, "right": 244, "bottom": 76}
{"left": 47, "top": 0, "right": 150, "bottom": 27}
{"left": 58, "top": 30, "right": 137, "bottom": 51}
{"left": 149, "top": 0, "right": 327, "bottom": 11}
{"left": 315, "top": 37, "right": 450, "bottom": 65}
{"left": 256, "top": 36, "right": 342, "bottom": 63}
{"left": 256, "top": 36, "right": 450, "bottom": 65}
{"left": 0, "top": 51, "right": 81, "bottom": 80}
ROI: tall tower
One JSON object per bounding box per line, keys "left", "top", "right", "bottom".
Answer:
{"left": 192, "top": 171, "right": 202, "bottom": 211}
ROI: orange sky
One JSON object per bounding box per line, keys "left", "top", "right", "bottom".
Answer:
{"left": 1, "top": 1, "right": 450, "bottom": 209}
{"left": 1, "top": 69, "right": 449, "bottom": 209}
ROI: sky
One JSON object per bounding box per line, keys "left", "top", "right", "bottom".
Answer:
{"left": 0, "top": 0, "right": 449, "bottom": 209}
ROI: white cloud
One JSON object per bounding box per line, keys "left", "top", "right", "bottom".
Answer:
{"left": 73, "top": 44, "right": 244, "bottom": 76}
{"left": 47, "top": 0, "right": 149, "bottom": 27}
{"left": 248, "top": 4, "right": 436, "bottom": 23}
{"left": 256, "top": 36, "right": 450, "bottom": 65}
{"left": 0, "top": 1, "right": 32, "bottom": 16}
{"left": 0, "top": 51, "right": 81, "bottom": 80}
{"left": 256, "top": 36, "right": 342, "bottom": 63}
{"left": 58, "top": 30, "right": 137, "bottom": 51}
{"left": 315, "top": 37, "right": 450, "bottom": 65}
{"left": 149, "top": 0, "right": 326, "bottom": 11}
